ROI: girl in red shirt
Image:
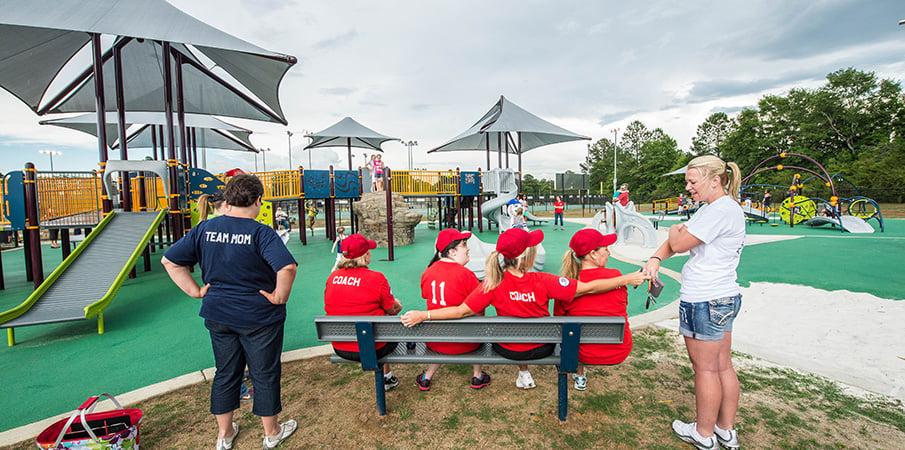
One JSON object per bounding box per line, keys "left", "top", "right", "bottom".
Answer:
{"left": 324, "top": 234, "right": 403, "bottom": 391}
{"left": 416, "top": 229, "right": 491, "bottom": 391}
{"left": 402, "top": 228, "right": 647, "bottom": 390}
{"left": 556, "top": 229, "right": 635, "bottom": 391}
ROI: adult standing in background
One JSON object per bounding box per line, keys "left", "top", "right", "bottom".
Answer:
{"left": 643, "top": 155, "right": 745, "bottom": 450}
{"left": 162, "top": 174, "right": 298, "bottom": 450}
{"left": 553, "top": 196, "right": 565, "bottom": 230}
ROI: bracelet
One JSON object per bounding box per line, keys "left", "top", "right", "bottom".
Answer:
{"left": 650, "top": 256, "right": 662, "bottom": 262}
{"left": 427, "top": 311, "right": 431, "bottom": 321}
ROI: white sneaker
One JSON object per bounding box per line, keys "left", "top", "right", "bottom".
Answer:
{"left": 515, "top": 371, "right": 536, "bottom": 389}
{"left": 216, "top": 422, "right": 238, "bottom": 450}
{"left": 672, "top": 420, "right": 718, "bottom": 450}
{"left": 715, "top": 425, "right": 739, "bottom": 449}
{"left": 262, "top": 419, "right": 297, "bottom": 449}
{"left": 573, "top": 374, "right": 587, "bottom": 391}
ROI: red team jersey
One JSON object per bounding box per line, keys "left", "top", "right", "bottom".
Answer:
{"left": 553, "top": 267, "right": 632, "bottom": 365}
{"left": 465, "top": 272, "right": 577, "bottom": 352}
{"left": 554, "top": 201, "right": 564, "bottom": 213}
{"left": 420, "top": 261, "right": 481, "bottom": 354}
{"left": 324, "top": 267, "right": 396, "bottom": 352}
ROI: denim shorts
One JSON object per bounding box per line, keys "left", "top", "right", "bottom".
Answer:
{"left": 678, "top": 294, "right": 742, "bottom": 342}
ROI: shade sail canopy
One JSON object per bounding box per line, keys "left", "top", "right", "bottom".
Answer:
{"left": 428, "top": 96, "right": 590, "bottom": 154}
{"left": 0, "top": 0, "right": 295, "bottom": 123}
{"left": 304, "top": 117, "right": 399, "bottom": 151}
{"left": 662, "top": 166, "right": 688, "bottom": 176}
{"left": 41, "top": 112, "right": 255, "bottom": 152}
{"left": 122, "top": 125, "right": 256, "bottom": 153}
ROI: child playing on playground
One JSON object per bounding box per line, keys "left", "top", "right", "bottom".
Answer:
{"left": 511, "top": 207, "right": 528, "bottom": 230}
{"left": 330, "top": 226, "right": 347, "bottom": 271}
{"left": 373, "top": 154, "right": 385, "bottom": 191}
{"left": 305, "top": 200, "right": 318, "bottom": 235}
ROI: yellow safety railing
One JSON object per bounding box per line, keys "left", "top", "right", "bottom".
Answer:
{"left": 391, "top": 170, "right": 458, "bottom": 195}
{"left": 651, "top": 197, "right": 679, "bottom": 213}
{"left": 37, "top": 172, "right": 103, "bottom": 222}
{"left": 0, "top": 174, "right": 8, "bottom": 226}
{"left": 225, "top": 169, "right": 302, "bottom": 201}
{"left": 127, "top": 174, "right": 168, "bottom": 211}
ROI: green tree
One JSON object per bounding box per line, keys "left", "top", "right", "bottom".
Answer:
{"left": 690, "top": 112, "right": 733, "bottom": 157}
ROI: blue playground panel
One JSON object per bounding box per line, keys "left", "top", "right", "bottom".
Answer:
{"left": 460, "top": 171, "right": 480, "bottom": 196}
{"left": 3, "top": 171, "right": 25, "bottom": 230}
{"left": 188, "top": 168, "right": 225, "bottom": 198}
{"left": 303, "top": 170, "right": 330, "bottom": 198}
{"left": 334, "top": 170, "right": 361, "bottom": 199}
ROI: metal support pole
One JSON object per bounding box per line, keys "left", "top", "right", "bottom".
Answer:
{"left": 384, "top": 168, "right": 394, "bottom": 261}
{"left": 91, "top": 33, "right": 112, "bottom": 214}
{"left": 23, "top": 163, "right": 44, "bottom": 289}
{"left": 113, "top": 44, "right": 132, "bottom": 212}
{"left": 162, "top": 42, "right": 183, "bottom": 240}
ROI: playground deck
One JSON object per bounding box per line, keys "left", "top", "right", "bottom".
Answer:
{"left": 0, "top": 216, "right": 903, "bottom": 436}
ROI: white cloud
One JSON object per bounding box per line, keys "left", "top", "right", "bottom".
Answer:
{"left": 1, "top": 0, "right": 903, "bottom": 178}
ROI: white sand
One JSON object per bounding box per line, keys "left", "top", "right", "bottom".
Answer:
{"left": 564, "top": 217, "right": 905, "bottom": 402}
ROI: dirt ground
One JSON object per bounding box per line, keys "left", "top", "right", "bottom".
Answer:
{"left": 9, "top": 329, "right": 902, "bottom": 449}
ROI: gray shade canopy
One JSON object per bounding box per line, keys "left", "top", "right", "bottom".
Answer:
{"left": 0, "top": 0, "right": 295, "bottom": 123}
{"left": 304, "top": 117, "right": 399, "bottom": 170}
{"left": 46, "top": 40, "right": 282, "bottom": 123}
{"left": 40, "top": 112, "right": 256, "bottom": 152}
{"left": 662, "top": 166, "right": 688, "bottom": 176}
{"left": 428, "top": 96, "right": 590, "bottom": 155}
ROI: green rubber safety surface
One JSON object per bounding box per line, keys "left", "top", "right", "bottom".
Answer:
{"left": 2, "top": 217, "right": 902, "bottom": 432}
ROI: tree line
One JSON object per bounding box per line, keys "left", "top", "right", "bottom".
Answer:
{"left": 572, "top": 67, "right": 905, "bottom": 203}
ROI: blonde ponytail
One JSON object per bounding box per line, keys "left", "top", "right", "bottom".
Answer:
{"left": 726, "top": 162, "right": 742, "bottom": 202}
{"left": 483, "top": 251, "right": 505, "bottom": 292}
{"left": 198, "top": 194, "right": 212, "bottom": 221}
{"left": 560, "top": 249, "right": 581, "bottom": 279}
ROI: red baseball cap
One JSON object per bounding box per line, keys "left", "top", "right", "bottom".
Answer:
{"left": 496, "top": 228, "right": 544, "bottom": 259}
{"left": 342, "top": 234, "right": 377, "bottom": 259}
{"left": 569, "top": 229, "right": 617, "bottom": 256}
{"left": 435, "top": 228, "right": 472, "bottom": 252}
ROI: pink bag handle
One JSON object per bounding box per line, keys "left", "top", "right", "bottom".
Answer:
{"left": 53, "top": 393, "right": 124, "bottom": 448}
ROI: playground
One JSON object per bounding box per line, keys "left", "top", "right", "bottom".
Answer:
{"left": 0, "top": 208, "right": 903, "bottom": 446}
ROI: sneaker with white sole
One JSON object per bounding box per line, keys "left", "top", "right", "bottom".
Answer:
{"left": 515, "top": 371, "right": 536, "bottom": 389}
{"left": 384, "top": 375, "right": 399, "bottom": 391}
{"left": 573, "top": 374, "right": 587, "bottom": 391}
{"left": 714, "top": 425, "right": 739, "bottom": 449}
{"left": 672, "top": 420, "right": 718, "bottom": 450}
{"left": 262, "top": 419, "right": 297, "bottom": 449}
{"left": 216, "top": 422, "right": 238, "bottom": 450}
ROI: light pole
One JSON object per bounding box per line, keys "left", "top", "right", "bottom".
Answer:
{"left": 610, "top": 127, "right": 620, "bottom": 195}
{"left": 39, "top": 150, "right": 62, "bottom": 172}
{"left": 302, "top": 129, "right": 312, "bottom": 169}
{"left": 262, "top": 147, "right": 270, "bottom": 172}
{"left": 287, "top": 130, "right": 293, "bottom": 169}
{"left": 403, "top": 140, "right": 418, "bottom": 170}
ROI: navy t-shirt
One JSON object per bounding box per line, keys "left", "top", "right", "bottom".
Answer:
{"left": 164, "top": 215, "right": 297, "bottom": 327}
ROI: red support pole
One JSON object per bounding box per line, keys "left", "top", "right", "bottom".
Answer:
{"left": 23, "top": 163, "right": 44, "bottom": 289}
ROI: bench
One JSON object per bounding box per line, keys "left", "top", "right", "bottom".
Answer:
{"left": 314, "top": 315, "right": 625, "bottom": 421}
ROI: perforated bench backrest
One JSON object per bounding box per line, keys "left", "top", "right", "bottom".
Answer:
{"left": 315, "top": 315, "right": 625, "bottom": 344}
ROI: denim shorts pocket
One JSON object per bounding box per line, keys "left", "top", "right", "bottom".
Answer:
{"left": 708, "top": 297, "right": 737, "bottom": 326}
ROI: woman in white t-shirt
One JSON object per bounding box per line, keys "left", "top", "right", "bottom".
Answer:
{"left": 643, "top": 155, "right": 745, "bottom": 450}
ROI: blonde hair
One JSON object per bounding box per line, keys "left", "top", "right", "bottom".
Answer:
{"left": 482, "top": 246, "right": 538, "bottom": 292}
{"left": 560, "top": 249, "right": 582, "bottom": 279}
{"left": 337, "top": 252, "right": 369, "bottom": 269}
{"left": 197, "top": 194, "right": 224, "bottom": 221}
{"left": 687, "top": 155, "right": 742, "bottom": 202}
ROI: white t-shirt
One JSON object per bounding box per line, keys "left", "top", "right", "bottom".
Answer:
{"left": 679, "top": 195, "right": 746, "bottom": 302}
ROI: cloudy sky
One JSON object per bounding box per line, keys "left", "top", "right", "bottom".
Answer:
{"left": 1, "top": 0, "right": 903, "bottom": 180}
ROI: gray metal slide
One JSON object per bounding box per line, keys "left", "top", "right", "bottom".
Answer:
{"left": 1, "top": 210, "right": 164, "bottom": 331}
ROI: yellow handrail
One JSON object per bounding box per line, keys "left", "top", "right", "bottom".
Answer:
{"left": 390, "top": 170, "right": 458, "bottom": 195}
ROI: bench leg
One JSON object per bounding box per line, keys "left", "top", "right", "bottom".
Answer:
{"left": 558, "top": 371, "right": 568, "bottom": 421}
{"left": 375, "top": 363, "right": 387, "bottom": 416}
